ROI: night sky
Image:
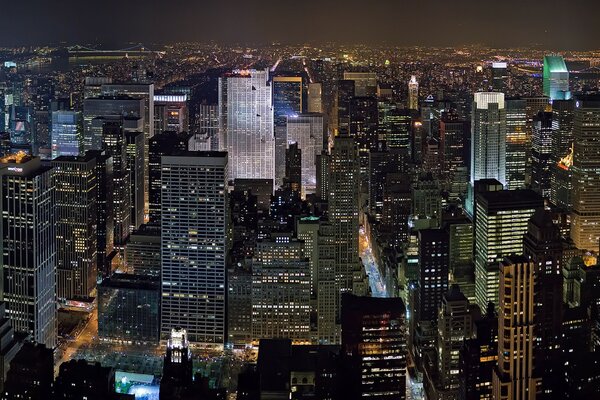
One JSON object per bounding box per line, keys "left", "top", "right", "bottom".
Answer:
{"left": 2, "top": 0, "right": 599, "bottom": 49}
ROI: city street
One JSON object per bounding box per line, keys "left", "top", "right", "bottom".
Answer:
{"left": 360, "top": 227, "right": 387, "bottom": 297}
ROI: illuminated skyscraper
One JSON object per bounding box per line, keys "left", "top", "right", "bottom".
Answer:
{"left": 286, "top": 113, "right": 324, "bottom": 196}
{"left": 505, "top": 98, "right": 528, "bottom": 190}
{"left": 307, "top": 82, "right": 322, "bottom": 113}
{"left": 251, "top": 236, "right": 310, "bottom": 343}
{"left": 440, "top": 111, "right": 468, "bottom": 200}
{"left": 272, "top": 75, "right": 303, "bottom": 186}
{"left": 492, "top": 256, "right": 538, "bottom": 400}
{"left": 52, "top": 154, "right": 98, "bottom": 300}
{"left": 125, "top": 131, "right": 145, "bottom": 231}
{"left": 408, "top": 75, "right": 419, "bottom": 110}
{"left": 571, "top": 96, "right": 600, "bottom": 251}
{"left": 474, "top": 188, "right": 542, "bottom": 310}
{"left": 343, "top": 71, "right": 377, "bottom": 97}
{"left": 471, "top": 92, "right": 506, "bottom": 185}
{"left": 51, "top": 111, "right": 81, "bottom": 159}
{"left": 160, "top": 152, "right": 228, "bottom": 344}
{"left": 0, "top": 154, "right": 56, "bottom": 348}
{"left": 218, "top": 69, "right": 274, "bottom": 182}
{"left": 328, "top": 136, "right": 360, "bottom": 309}
{"left": 531, "top": 111, "right": 553, "bottom": 198}
{"left": 153, "top": 94, "right": 188, "bottom": 134}
{"left": 543, "top": 55, "right": 571, "bottom": 101}
{"left": 492, "top": 62, "right": 508, "bottom": 92}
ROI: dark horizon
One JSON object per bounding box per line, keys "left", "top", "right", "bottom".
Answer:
{"left": 2, "top": 0, "right": 600, "bottom": 50}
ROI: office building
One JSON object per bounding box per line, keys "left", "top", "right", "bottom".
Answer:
{"left": 492, "top": 256, "right": 538, "bottom": 400}
{"left": 2, "top": 343, "right": 54, "bottom": 400}
{"left": 148, "top": 131, "right": 191, "bottom": 224}
{"left": 505, "top": 98, "right": 528, "bottom": 190}
{"left": 284, "top": 143, "right": 302, "bottom": 193}
{"left": 286, "top": 113, "right": 324, "bottom": 196}
{"left": 51, "top": 111, "right": 81, "bottom": 159}
{"left": 251, "top": 236, "right": 310, "bottom": 343}
{"left": 153, "top": 94, "right": 188, "bottom": 134}
{"left": 543, "top": 55, "right": 571, "bottom": 101}
{"left": 307, "top": 82, "right": 322, "bottom": 113}
{"left": 341, "top": 294, "right": 407, "bottom": 400}
{"left": 0, "top": 303, "right": 20, "bottom": 392}
{"left": 218, "top": 69, "right": 274, "bottom": 181}
{"left": 54, "top": 359, "right": 116, "bottom": 400}
{"left": 52, "top": 154, "right": 98, "bottom": 300}
{"left": 492, "top": 62, "right": 508, "bottom": 92}
{"left": 328, "top": 136, "right": 360, "bottom": 302}
{"left": 98, "top": 273, "right": 160, "bottom": 344}
{"left": 0, "top": 154, "right": 56, "bottom": 348}
{"left": 343, "top": 71, "right": 377, "bottom": 97}
{"left": 380, "top": 108, "right": 412, "bottom": 151}
{"left": 125, "top": 131, "right": 145, "bottom": 230}
{"left": 408, "top": 75, "right": 419, "bottom": 110}
{"left": 193, "top": 103, "right": 219, "bottom": 151}
{"left": 474, "top": 189, "right": 543, "bottom": 310}
{"left": 124, "top": 224, "right": 161, "bottom": 277}
{"left": 228, "top": 266, "right": 252, "bottom": 346}
{"left": 417, "top": 228, "right": 450, "bottom": 325}
{"left": 471, "top": 92, "right": 506, "bottom": 185}
{"left": 531, "top": 112, "right": 553, "bottom": 198}
{"left": 447, "top": 217, "right": 475, "bottom": 303}
{"left": 440, "top": 111, "right": 469, "bottom": 199}
{"left": 435, "top": 286, "right": 472, "bottom": 397}
{"left": 273, "top": 75, "right": 303, "bottom": 186}
{"left": 571, "top": 96, "right": 600, "bottom": 251}
{"left": 160, "top": 152, "right": 228, "bottom": 344}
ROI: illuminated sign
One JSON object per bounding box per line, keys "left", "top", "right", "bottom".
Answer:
{"left": 7, "top": 167, "right": 23, "bottom": 173}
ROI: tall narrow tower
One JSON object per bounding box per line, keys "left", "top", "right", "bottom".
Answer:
{"left": 492, "top": 256, "right": 538, "bottom": 400}
{"left": 408, "top": 75, "right": 419, "bottom": 111}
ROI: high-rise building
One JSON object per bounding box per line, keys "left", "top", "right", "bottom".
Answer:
{"left": 380, "top": 108, "right": 412, "bottom": 151}
{"left": 52, "top": 154, "right": 98, "bottom": 300}
{"left": 440, "top": 111, "right": 469, "bottom": 199}
{"left": 471, "top": 92, "right": 506, "bottom": 185}
{"left": 474, "top": 189, "right": 543, "bottom": 310}
{"left": 343, "top": 71, "right": 377, "bottom": 97}
{"left": 0, "top": 303, "right": 20, "bottom": 392}
{"left": 125, "top": 131, "right": 145, "bottom": 231}
{"left": 328, "top": 136, "right": 360, "bottom": 304}
{"left": 251, "top": 236, "right": 310, "bottom": 343}
{"left": 492, "top": 256, "right": 538, "bottom": 400}
{"left": 284, "top": 143, "right": 302, "bottom": 193}
{"left": 286, "top": 113, "right": 324, "bottom": 197}
{"left": 336, "top": 80, "right": 355, "bottom": 135}
{"left": 0, "top": 153, "right": 56, "bottom": 348}
{"left": 570, "top": 96, "right": 600, "bottom": 251}
{"left": 505, "top": 98, "right": 528, "bottom": 190}
{"left": 51, "top": 111, "right": 81, "bottom": 159}
{"left": 192, "top": 103, "right": 219, "bottom": 151}
{"left": 550, "top": 100, "right": 574, "bottom": 210}
{"left": 369, "top": 148, "right": 410, "bottom": 221}
{"left": 148, "top": 131, "right": 191, "bottom": 224}
{"left": 531, "top": 111, "right": 553, "bottom": 198}
{"left": 2, "top": 343, "right": 54, "bottom": 400}
{"left": 341, "top": 294, "right": 407, "bottom": 400}
{"left": 436, "top": 286, "right": 472, "bottom": 396}
{"left": 492, "top": 62, "right": 508, "bottom": 92}
{"left": 408, "top": 75, "right": 419, "bottom": 110}
{"left": 160, "top": 152, "right": 228, "bottom": 344}
{"left": 307, "top": 82, "right": 322, "bottom": 113}
{"left": 100, "top": 118, "right": 130, "bottom": 247}
{"left": 446, "top": 217, "right": 475, "bottom": 303}
{"left": 153, "top": 94, "right": 188, "bottom": 134}
{"left": 349, "top": 96, "right": 379, "bottom": 190}
{"left": 543, "top": 55, "right": 571, "bottom": 101}
{"left": 273, "top": 75, "right": 303, "bottom": 186}
{"left": 218, "top": 69, "right": 274, "bottom": 181}
{"left": 82, "top": 96, "right": 144, "bottom": 152}
{"left": 124, "top": 224, "right": 161, "bottom": 277}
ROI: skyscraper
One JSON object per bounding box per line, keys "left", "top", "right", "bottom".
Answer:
{"left": 251, "top": 236, "right": 310, "bottom": 343}
{"left": 341, "top": 294, "right": 407, "bottom": 400}
{"left": 440, "top": 111, "right": 469, "bottom": 200}
{"left": 492, "top": 256, "right": 538, "bottom": 400}
{"left": 471, "top": 92, "right": 506, "bottom": 185}
{"left": 153, "top": 94, "right": 188, "bottom": 134}
{"left": 52, "top": 154, "right": 98, "bottom": 300}
{"left": 571, "top": 96, "right": 600, "bottom": 251}
{"left": 505, "top": 98, "right": 528, "bottom": 190}
{"left": 474, "top": 188, "right": 543, "bottom": 310}
{"left": 125, "top": 131, "right": 145, "bottom": 231}
{"left": 307, "top": 82, "right": 322, "bottom": 113}
{"left": 272, "top": 75, "right": 303, "bottom": 186}
{"left": 343, "top": 71, "right": 377, "bottom": 97}
{"left": 328, "top": 136, "right": 360, "bottom": 302}
{"left": 0, "top": 153, "right": 56, "bottom": 348}
{"left": 531, "top": 111, "right": 553, "bottom": 198}
{"left": 218, "top": 69, "right": 274, "bottom": 182}
{"left": 543, "top": 55, "right": 571, "bottom": 101}
{"left": 160, "top": 151, "right": 228, "bottom": 344}
{"left": 408, "top": 75, "right": 419, "bottom": 110}
{"left": 51, "top": 111, "right": 81, "bottom": 159}
{"left": 492, "top": 62, "right": 508, "bottom": 92}
{"left": 285, "top": 113, "right": 324, "bottom": 197}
